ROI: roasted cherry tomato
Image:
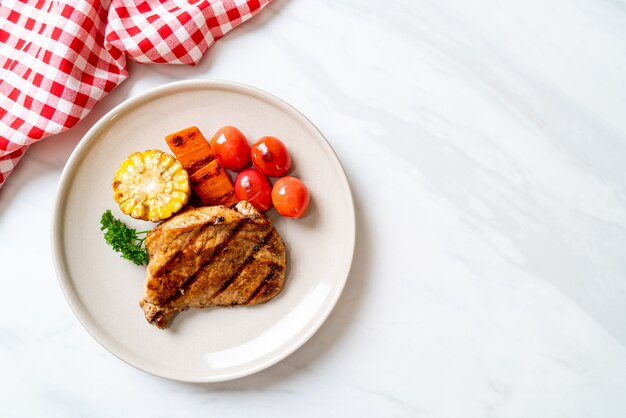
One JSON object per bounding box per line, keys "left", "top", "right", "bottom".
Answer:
{"left": 250, "top": 136, "right": 291, "bottom": 177}
{"left": 234, "top": 168, "right": 273, "bottom": 212}
{"left": 210, "top": 126, "right": 251, "bottom": 171}
{"left": 272, "top": 176, "right": 309, "bottom": 218}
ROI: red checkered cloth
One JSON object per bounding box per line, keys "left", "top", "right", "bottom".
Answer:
{"left": 0, "top": 0, "right": 270, "bottom": 188}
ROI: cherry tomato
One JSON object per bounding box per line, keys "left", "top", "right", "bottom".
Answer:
{"left": 210, "top": 126, "right": 251, "bottom": 171}
{"left": 250, "top": 136, "right": 291, "bottom": 177}
{"left": 272, "top": 176, "right": 310, "bottom": 218}
{"left": 234, "top": 168, "right": 273, "bottom": 212}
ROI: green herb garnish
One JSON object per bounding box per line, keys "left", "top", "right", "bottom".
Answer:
{"left": 100, "top": 210, "right": 149, "bottom": 266}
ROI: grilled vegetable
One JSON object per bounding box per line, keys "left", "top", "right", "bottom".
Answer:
{"left": 165, "top": 126, "right": 237, "bottom": 206}
{"left": 234, "top": 168, "right": 272, "bottom": 212}
{"left": 210, "top": 126, "right": 251, "bottom": 171}
{"left": 165, "top": 126, "right": 214, "bottom": 176}
{"left": 251, "top": 136, "right": 291, "bottom": 177}
{"left": 112, "top": 150, "right": 190, "bottom": 222}
{"left": 189, "top": 159, "right": 238, "bottom": 206}
{"left": 272, "top": 176, "right": 310, "bottom": 218}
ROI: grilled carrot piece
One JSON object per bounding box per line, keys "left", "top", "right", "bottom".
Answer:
{"left": 165, "top": 126, "right": 214, "bottom": 176}
{"left": 165, "top": 126, "right": 237, "bottom": 206}
{"left": 189, "top": 160, "right": 238, "bottom": 206}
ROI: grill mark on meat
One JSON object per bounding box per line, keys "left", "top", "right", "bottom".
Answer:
{"left": 151, "top": 221, "right": 218, "bottom": 281}
{"left": 162, "top": 219, "right": 247, "bottom": 306}
{"left": 141, "top": 203, "right": 286, "bottom": 328}
{"left": 150, "top": 211, "right": 239, "bottom": 280}
{"left": 245, "top": 263, "right": 282, "bottom": 304}
{"left": 146, "top": 222, "right": 223, "bottom": 305}
{"left": 210, "top": 230, "right": 275, "bottom": 300}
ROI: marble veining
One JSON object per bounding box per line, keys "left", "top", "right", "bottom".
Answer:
{"left": 1, "top": 0, "right": 626, "bottom": 416}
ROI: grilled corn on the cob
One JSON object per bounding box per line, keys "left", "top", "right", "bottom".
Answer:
{"left": 112, "top": 150, "right": 190, "bottom": 222}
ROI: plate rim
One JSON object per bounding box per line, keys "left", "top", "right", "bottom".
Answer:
{"left": 51, "top": 79, "right": 356, "bottom": 382}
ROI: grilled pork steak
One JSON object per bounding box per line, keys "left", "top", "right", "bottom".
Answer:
{"left": 140, "top": 201, "right": 286, "bottom": 329}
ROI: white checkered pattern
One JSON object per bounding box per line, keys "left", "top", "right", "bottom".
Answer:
{"left": 0, "top": 0, "right": 270, "bottom": 187}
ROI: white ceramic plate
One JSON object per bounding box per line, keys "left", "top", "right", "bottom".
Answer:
{"left": 52, "top": 80, "right": 355, "bottom": 382}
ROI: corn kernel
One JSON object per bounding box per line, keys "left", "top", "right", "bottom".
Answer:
{"left": 112, "top": 150, "right": 190, "bottom": 222}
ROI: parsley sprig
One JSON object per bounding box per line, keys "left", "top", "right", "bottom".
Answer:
{"left": 100, "top": 210, "right": 150, "bottom": 266}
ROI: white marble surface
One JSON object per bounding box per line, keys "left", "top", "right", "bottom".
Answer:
{"left": 1, "top": 0, "right": 626, "bottom": 416}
